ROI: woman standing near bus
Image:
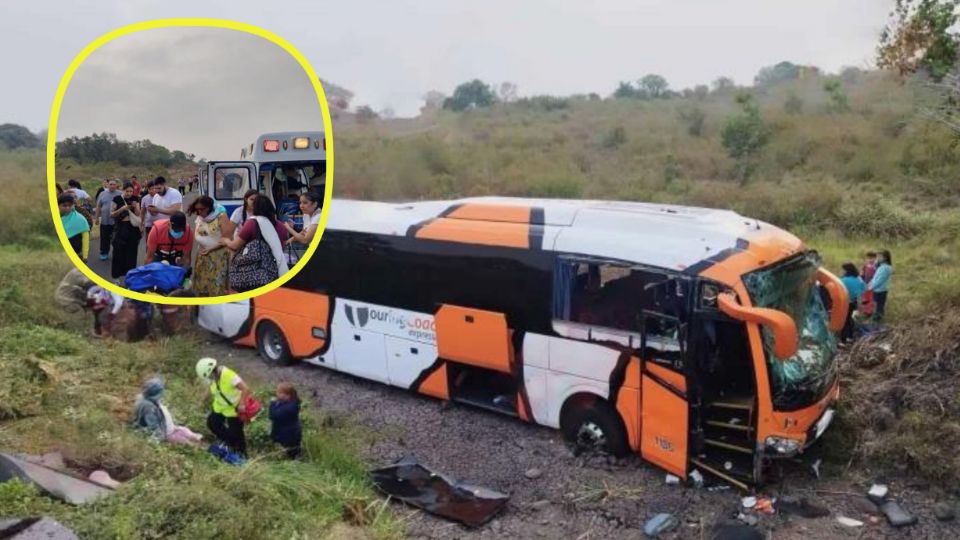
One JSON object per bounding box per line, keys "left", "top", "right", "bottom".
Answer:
{"left": 868, "top": 249, "right": 893, "bottom": 321}
{"left": 229, "top": 190, "right": 259, "bottom": 232}
{"left": 110, "top": 181, "right": 143, "bottom": 280}
{"left": 188, "top": 195, "right": 235, "bottom": 296}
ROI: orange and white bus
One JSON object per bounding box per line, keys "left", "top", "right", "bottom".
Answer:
{"left": 198, "top": 197, "right": 848, "bottom": 488}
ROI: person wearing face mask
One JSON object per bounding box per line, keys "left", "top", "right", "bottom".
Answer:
{"left": 145, "top": 211, "right": 194, "bottom": 271}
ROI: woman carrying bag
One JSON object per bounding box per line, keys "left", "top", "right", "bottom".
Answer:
{"left": 110, "top": 181, "right": 143, "bottom": 281}
{"left": 220, "top": 195, "right": 289, "bottom": 292}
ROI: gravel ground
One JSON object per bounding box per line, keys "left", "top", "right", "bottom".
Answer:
{"left": 212, "top": 340, "right": 960, "bottom": 539}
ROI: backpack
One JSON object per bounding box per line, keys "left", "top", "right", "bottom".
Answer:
{"left": 229, "top": 221, "right": 278, "bottom": 292}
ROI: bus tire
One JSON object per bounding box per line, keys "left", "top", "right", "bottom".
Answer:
{"left": 256, "top": 320, "right": 293, "bottom": 367}
{"left": 561, "top": 400, "right": 628, "bottom": 457}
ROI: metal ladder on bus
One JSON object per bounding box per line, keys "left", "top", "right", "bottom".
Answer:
{"left": 691, "top": 394, "right": 757, "bottom": 491}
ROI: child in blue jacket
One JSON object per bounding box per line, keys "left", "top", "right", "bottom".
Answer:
{"left": 269, "top": 382, "right": 302, "bottom": 459}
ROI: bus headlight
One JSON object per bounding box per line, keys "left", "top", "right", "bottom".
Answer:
{"left": 765, "top": 436, "right": 801, "bottom": 455}
{"left": 293, "top": 137, "right": 310, "bottom": 149}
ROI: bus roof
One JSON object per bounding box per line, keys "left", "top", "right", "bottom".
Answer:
{"left": 325, "top": 197, "right": 804, "bottom": 276}
{"left": 241, "top": 131, "right": 326, "bottom": 162}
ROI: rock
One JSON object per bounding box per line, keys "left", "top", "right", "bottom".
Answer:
{"left": 934, "top": 501, "right": 956, "bottom": 521}
{"left": 489, "top": 519, "right": 502, "bottom": 534}
{"left": 737, "top": 512, "right": 759, "bottom": 526}
{"left": 529, "top": 499, "right": 551, "bottom": 511}
{"left": 88, "top": 470, "right": 121, "bottom": 489}
{"left": 836, "top": 516, "right": 863, "bottom": 527}
{"left": 525, "top": 468, "right": 543, "bottom": 480}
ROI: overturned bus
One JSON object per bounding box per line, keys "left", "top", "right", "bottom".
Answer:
{"left": 198, "top": 197, "right": 848, "bottom": 488}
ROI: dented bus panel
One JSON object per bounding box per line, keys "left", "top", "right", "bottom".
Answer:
{"left": 198, "top": 197, "right": 846, "bottom": 487}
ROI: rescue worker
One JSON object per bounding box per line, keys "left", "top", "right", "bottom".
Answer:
{"left": 196, "top": 357, "right": 252, "bottom": 456}
{"left": 145, "top": 211, "right": 193, "bottom": 270}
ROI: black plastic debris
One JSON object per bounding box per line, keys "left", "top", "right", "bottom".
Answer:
{"left": 880, "top": 500, "right": 918, "bottom": 528}
{"left": 0, "top": 453, "right": 114, "bottom": 505}
{"left": 369, "top": 455, "right": 509, "bottom": 528}
{"left": 0, "top": 517, "right": 79, "bottom": 540}
{"left": 774, "top": 496, "right": 830, "bottom": 518}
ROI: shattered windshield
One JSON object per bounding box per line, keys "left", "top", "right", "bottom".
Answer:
{"left": 743, "top": 252, "right": 838, "bottom": 411}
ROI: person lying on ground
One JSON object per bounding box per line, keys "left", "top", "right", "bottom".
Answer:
{"left": 131, "top": 377, "right": 203, "bottom": 445}
{"left": 269, "top": 382, "right": 302, "bottom": 459}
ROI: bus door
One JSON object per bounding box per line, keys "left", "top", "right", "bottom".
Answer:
{"left": 207, "top": 162, "right": 256, "bottom": 217}
{"left": 639, "top": 310, "right": 690, "bottom": 478}
{"left": 198, "top": 166, "right": 208, "bottom": 196}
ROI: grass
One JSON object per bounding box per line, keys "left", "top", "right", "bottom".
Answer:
{"left": 0, "top": 149, "right": 401, "bottom": 539}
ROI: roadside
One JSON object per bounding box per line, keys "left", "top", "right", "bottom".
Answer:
{"left": 220, "top": 339, "right": 960, "bottom": 539}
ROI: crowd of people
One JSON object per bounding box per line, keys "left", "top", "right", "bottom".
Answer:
{"left": 838, "top": 249, "right": 894, "bottom": 342}
{"left": 131, "top": 357, "right": 302, "bottom": 462}
{"left": 57, "top": 174, "right": 323, "bottom": 296}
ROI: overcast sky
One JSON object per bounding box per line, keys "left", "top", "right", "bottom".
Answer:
{"left": 3, "top": 0, "right": 890, "bottom": 140}
{"left": 54, "top": 27, "right": 322, "bottom": 160}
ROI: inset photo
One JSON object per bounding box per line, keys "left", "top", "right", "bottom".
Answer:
{"left": 52, "top": 24, "right": 330, "bottom": 301}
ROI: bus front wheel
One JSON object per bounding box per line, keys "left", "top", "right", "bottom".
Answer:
{"left": 256, "top": 320, "right": 293, "bottom": 367}
{"left": 561, "top": 399, "right": 628, "bottom": 457}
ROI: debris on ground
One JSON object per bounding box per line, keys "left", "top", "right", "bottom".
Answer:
{"left": 843, "top": 311, "right": 960, "bottom": 487}
{"left": 0, "top": 517, "right": 79, "bottom": 540}
{"left": 88, "top": 469, "right": 121, "bottom": 488}
{"left": 736, "top": 512, "right": 758, "bottom": 526}
{"left": 642, "top": 513, "right": 677, "bottom": 537}
{"left": 0, "top": 453, "right": 114, "bottom": 505}
{"left": 689, "top": 469, "right": 704, "bottom": 488}
{"left": 934, "top": 501, "right": 956, "bottom": 522}
{"left": 836, "top": 516, "right": 864, "bottom": 527}
{"left": 524, "top": 467, "right": 542, "bottom": 480}
{"left": 774, "top": 495, "right": 829, "bottom": 518}
{"left": 851, "top": 496, "right": 880, "bottom": 516}
{"left": 741, "top": 496, "right": 757, "bottom": 509}
{"left": 867, "top": 483, "right": 889, "bottom": 504}
{"left": 879, "top": 500, "right": 918, "bottom": 528}
{"left": 710, "top": 523, "right": 764, "bottom": 540}
{"left": 664, "top": 474, "right": 680, "bottom": 485}
{"left": 369, "top": 455, "right": 509, "bottom": 528}
{"left": 753, "top": 497, "right": 774, "bottom": 514}
{"left": 207, "top": 444, "right": 245, "bottom": 466}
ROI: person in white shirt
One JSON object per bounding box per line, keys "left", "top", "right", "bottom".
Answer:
{"left": 283, "top": 191, "right": 322, "bottom": 247}
{"left": 228, "top": 189, "right": 260, "bottom": 232}
{"left": 145, "top": 176, "right": 183, "bottom": 223}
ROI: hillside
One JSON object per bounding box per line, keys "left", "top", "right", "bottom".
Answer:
{"left": 333, "top": 70, "right": 960, "bottom": 320}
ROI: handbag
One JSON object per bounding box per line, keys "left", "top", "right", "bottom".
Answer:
{"left": 128, "top": 207, "right": 142, "bottom": 227}
{"left": 215, "top": 382, "right": 263, "bottom": 424}
{"left": 229, "top": 220, "right": 279, "bottom": 292}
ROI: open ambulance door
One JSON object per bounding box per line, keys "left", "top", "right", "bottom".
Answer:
{"left": 207, "top": 162, "right": 256, "bottom": 217}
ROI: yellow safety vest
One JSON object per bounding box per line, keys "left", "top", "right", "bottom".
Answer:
{"left": 210, "top": 367, "right": 241, "bottom": 417}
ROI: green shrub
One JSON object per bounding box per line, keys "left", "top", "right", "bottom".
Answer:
{"left": 832, "top": 198, "right": 931, "bottom": 238}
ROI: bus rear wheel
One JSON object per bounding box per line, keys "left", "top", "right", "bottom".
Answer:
{"left": 562, "top": 401, "right": 628, "bottom": 457}
{"left": 256, "top": 320, "right": 293, "bottom": 367}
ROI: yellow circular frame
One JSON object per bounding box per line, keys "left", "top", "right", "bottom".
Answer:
{"left": 47, "top": 18, "right": 334, "bottom": 305}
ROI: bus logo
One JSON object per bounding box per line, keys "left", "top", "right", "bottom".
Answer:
{"left": 344, "top": 305, "right": 369, "bottom": 328}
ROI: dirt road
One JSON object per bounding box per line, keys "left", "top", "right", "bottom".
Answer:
{"left": 210, "top": 339, "right": 960, "bottom": 539}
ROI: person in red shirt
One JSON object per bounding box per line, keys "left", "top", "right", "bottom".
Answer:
{"left": 146, "top": 211, "right": 194, "bottom": 270}
{"left": 130, "top": 175, "right": 142, "bottom": 198}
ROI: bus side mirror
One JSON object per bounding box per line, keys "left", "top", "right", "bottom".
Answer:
{"left": 816, "top": 268, "right": 850, "bottom": 333}
{"left": 718, "top": 293, "right": 798, "bottom": 359}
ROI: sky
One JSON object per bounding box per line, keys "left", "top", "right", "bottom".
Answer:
{"left": 2, "top": 0, "right": 891, "bottom": 145}
{"left": 54, "top": 27, "right": 323, "bottom": 160}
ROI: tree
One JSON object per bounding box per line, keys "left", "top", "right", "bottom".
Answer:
{"left": 638, "top": 74, "right": 669, "bottom": 98}
{"left": 498, "top": 82, "right": 519, "bottom": 103}
{"left": 711, "top": 76, "right": 736, "bottom": 93}
{"left": 355, "top": 105, "right": 379, "bottom": 123}
{"left": 823, "top": 80, "right": 850, "bottom": 112}
{"left": 878, "top": 0, "right": 959, "bottom": 81}
{"left": 0, "top": 124, "right": 40, "bottom": 149}
{"left": 721, "top": 93, "right": 770, "bottom": 183}
{"left": 613, "top": 81, "right": 637, "bottom": 99}
{"left": 442, "top": 79, "right": 497, "bottom": 111}
{"left": 320, "top": 78, "right": 354, "bottom": 111}
{"left": 693, "top": 85, "right": 710, "bottom": 100}
{"left": 379, "top": 106, "right": 396, "bottom": 119}
{"left": 754, "top": 61, "right": 802, "bottom": 87}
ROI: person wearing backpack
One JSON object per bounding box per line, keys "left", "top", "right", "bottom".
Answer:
{"left": 220, "top": 195, "right": 290, "bottom": 292}
{"left": 196, "top": 357, "right": 252, "bottom": 456}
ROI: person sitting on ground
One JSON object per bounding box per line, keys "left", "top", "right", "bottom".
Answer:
{"left": 59, "top": 194, "right": 90, "bottom": 263}
{"left": 269, "top": 382, "right": 302, "bottom": 459}
{"left": 132, "top": 377, "right": 204, "bottom": 445}
{"left": 839, "top": 263, "right": 865, "bottom": 342}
